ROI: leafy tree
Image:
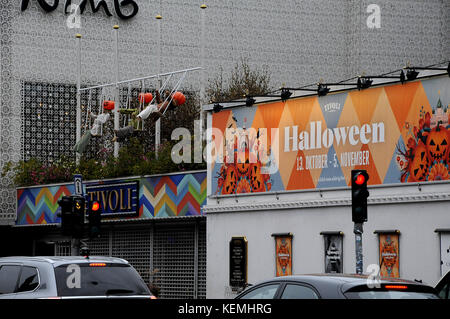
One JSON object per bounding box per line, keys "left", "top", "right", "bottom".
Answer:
{"left": 206, "top": 57, "right": 271, "bottom": 102}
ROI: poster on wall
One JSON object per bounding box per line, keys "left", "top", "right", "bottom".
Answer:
{"left": 229, "top": 237, "right": 248, "bottom": 287}
{"left": 273, "top": 233, "right": 293, "bottom": 277}
{"left": 211, "top": 76, "right": 450, "bottom": 195}
{"left": 322, "top": 232, "right": 343, "bottom": 273}
{"left": 378, "top": 232, "right": 400, "bottom": 278}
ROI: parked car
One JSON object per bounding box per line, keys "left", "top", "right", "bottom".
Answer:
{"left": 0, "top": 256, "right": 155, "bottom": 299}
{"left": 435, "top": 270, "right": 449, "bottom": 299}
{"left": 235, "top": 274, "right": 439, "bottom": 299}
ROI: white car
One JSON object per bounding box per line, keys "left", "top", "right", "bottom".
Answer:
{"left": 0, "top": 256, "right": 155, "bottom": 299}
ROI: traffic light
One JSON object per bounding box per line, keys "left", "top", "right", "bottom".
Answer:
{"left": 57, "top": 195, "right": 85, "bottom": 238}
{"left": 351, "top": 170, "right": 369, "bottom": 223}
{"left": 72, "top": 195, "right": 86, "bottom": 238}
{"left": 57, "top": 196, "right": 74, "bottom": 236}
{"left": 88, "top": 200, "right": 102, "bottom": 238}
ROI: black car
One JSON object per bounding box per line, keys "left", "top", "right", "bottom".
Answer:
{"left": 235, "top": 274, "right": 439, "bottom": 299}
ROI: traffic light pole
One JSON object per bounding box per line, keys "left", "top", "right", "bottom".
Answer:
{"left": 351, "top": 170, "right": 369, "bottom": 275}
{"left": 354, "top": 222, "right": 364, "bottom": 275}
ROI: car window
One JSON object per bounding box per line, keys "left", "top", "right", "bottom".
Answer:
{"left": 17, "top": 266, "right": 39, "bottom": 293}
{"left": 280, "top": 284, "right": 319, "bottom": 299}
{"left": 0, "top": 265, "right": 21, "bottom": 294}
{"left": 437, "top": 283, "right": 448, "bottom": 299}
{"left": 436, "top": 271, "right": 450, "bottom": 299}
{"left": 54, "top": 263, "right": 150, "bottom": 297}
{"left": 239, "top": 284, "right": 279, "bottom": 299}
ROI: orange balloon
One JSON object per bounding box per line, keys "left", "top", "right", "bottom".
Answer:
{"left": 172, "top": 91, "right": 186, "bottom": 106}
{"left": 138, "top": 92, "right": 153, "bottom": 104}
{"left": 103, "top": 100, "right": 115, "bottom": 110}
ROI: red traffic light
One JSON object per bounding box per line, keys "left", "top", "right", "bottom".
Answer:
{"left": 354, "top": 173, "right": 366, "bottom": 185}
{"left": 91, "top": 201, "right": 100, "bottom": 212}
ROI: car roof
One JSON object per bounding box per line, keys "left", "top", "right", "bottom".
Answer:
{"left": 248, "top": 273, "right": 431, "bottom": 296}
{"left": 260, "top": 273, "right": 424, "bottom": 284}
{"left": 0, "top": 256, "right": 129, "bottom": 267}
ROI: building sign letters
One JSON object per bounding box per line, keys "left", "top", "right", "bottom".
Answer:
{"left": 86, "top": 181, "right": 139, "bottom": 217}
{"left": 21, "top": 0, "right": 139, "bottom": 20}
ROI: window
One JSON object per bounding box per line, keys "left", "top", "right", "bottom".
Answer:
{"left": 239, "top": 284, "right": 279, "bottom": 299}
{"left": 280, "top": 284, "right": 319, "bottom": 299}
{"left": 21, "top": 82, "right": 77, "bottom": 162}
{"left": 54, "top": 263, "right": 150, "bottom": 297}
{"left": 17, "top": 267, "right": 39, "bottom": 293}
{"left": 0, "top": 265, "right": 21, "bottom": 294}
{"left": 437, "top": 282, "right": 448, "bottom": 299}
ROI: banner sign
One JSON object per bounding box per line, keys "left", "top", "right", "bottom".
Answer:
{"left": 323, "top": 233, "right": 343, "bottom": 273}
{"left": 378, "top": 233, "right": 400, "bottom": 278}
{"left": 273, "top": 234, "right": 293, "bottom": 277}
{"left": 16, "top": 171, "right": 207, "bottom": 225}
{"left": 211, "top": 76, "right": 450, "bottom": 195}
{"left": 229, "top": 237, "right": 248, "bottom": 287}
{"left": 86, "top": 181, "right": 139, "bottom": 217}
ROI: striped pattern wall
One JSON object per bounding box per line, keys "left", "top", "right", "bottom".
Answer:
{"left": 15, "top": 171, "right": 207, "bottom": 225}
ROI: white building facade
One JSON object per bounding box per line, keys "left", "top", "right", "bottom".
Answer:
{"left": 1, "top": 0, "right": 449, "bottom": 224}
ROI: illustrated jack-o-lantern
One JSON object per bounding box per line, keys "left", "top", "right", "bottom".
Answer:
{"left": 408, "top": 141, "right": 428, "bottom": 182}
{"left": 236, "top": 147, "right": 251, "bottom": 178}
{"left": 425, "top": 125, "right": 449, "bottom": 164}
{"left": 221, "top": 165, "right": 238, "bottom": 195}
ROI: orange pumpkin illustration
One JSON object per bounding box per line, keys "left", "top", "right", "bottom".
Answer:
{"left": 236, "top": 144, "right": 251, "bottom": 178}
{"left": 425, "top": 125, "right": 449, "bottom": 164}
{"left": 408, "top": 141, "right": 428, "bottom": 182}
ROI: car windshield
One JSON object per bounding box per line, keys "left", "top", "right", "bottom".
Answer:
{"left": 54, "top": 263, "right": 150, "bottom": 297}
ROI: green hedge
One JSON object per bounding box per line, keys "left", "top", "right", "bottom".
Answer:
{"left": 2, "top": 138, "right": 205, "bottom": 187}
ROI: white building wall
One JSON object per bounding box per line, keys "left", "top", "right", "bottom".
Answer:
{"left": 205, "top": 181, "right": 450, "bottom": 298}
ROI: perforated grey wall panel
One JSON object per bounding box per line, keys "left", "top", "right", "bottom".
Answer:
{"left": 1, "top": 0, "right": 448, "bottom": 224}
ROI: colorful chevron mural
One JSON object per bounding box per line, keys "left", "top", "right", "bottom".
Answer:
{"left": 16, "top": 171, "right": 207, "bottom": 225}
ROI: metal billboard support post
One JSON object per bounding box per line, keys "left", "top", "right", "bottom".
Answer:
{"left": 75, "top": 33, "right": 82, "bottom": 165}
{"left": 113, "top": 25, "right": 120, "bottom": 158}
{"left": 155, "top": 15, "right": 162, "bottom": 159}
{"left": 199, "top": 4, "right": 207, "bottom": 143}
{"left": 354, "top": 222, "right": 364, "bottom": 274}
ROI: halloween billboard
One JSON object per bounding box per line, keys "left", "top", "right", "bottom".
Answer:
{"left": 210, "top": 75, "right": 450, "bottom": 195}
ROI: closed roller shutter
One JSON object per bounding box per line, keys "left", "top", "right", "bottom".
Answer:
{"left": 54, "top": 219, "right": 206, "bottom": 299}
